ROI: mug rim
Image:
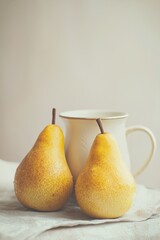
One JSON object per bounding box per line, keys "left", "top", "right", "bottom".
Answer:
{"left": 59, "top": 109, "right": 128, "bottom": 120}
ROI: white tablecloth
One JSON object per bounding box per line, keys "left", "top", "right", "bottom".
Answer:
{"left": 0, "top": 184, "right": 160, "bottom": 240}
{"left": 0, "top": 159, "right": 160, "bottom": 239}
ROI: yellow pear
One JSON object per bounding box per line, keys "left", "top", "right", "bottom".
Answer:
{"left": 14, "top": 108, "right": 73, "bottom": 211}
{"left": 75, "top": 118, "right": 136, "bottom": 219}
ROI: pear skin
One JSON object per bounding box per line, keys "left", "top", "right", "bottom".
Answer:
{"left": 75, "top": 119, "right": 136, "bottom": 219}
{"left": 14, "top": 109, "right": 73, "bottom": 211}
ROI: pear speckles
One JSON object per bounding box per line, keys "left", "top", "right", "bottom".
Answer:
{"left": 14, "top": 108, "right": 73, "bottom": 211}
{"left": 75, "top": 119, "right": 136, "bottom": 219}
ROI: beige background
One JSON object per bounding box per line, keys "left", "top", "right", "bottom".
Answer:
{"left": 0, "top": 0, "right": 160, "bottom": 187}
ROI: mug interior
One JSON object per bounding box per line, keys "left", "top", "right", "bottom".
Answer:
{"left": 59, "top": 109, "right": 128, "bottom": 120}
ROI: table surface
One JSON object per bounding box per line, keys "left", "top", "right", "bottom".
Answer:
{"left": 0, "top": 185, "right": 160, "bottom": 240}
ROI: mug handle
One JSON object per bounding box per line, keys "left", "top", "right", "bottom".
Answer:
{"left": 126, "top": 125, "right": 156, "bottom": 177}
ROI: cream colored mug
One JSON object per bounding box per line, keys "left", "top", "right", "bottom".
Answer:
{"left": 60, "top": 110, "right": 156, "bottom": 180}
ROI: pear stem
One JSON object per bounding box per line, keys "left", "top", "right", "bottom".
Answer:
{"left": 52, "top": 108, "right": 56, "bottom": 124}
{"left": 96, "top": 118, "right": 104, "bottom": 134}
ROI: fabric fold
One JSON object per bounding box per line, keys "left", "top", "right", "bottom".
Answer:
{"left": 0, "top": 184, "right": 160, "bottom": 240}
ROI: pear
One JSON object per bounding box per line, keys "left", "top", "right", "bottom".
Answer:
{"left": 75, "top": 118, "right": 136, "bottom": 219}
{"left": 14, "top": 108, "right": 73, "bottom": 211}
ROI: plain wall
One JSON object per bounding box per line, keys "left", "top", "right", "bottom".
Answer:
{"left": 0, "top": 0, "right": 160, "bottom": 187}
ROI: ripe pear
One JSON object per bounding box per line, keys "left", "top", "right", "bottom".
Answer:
{"left": 75, "top": 119, "right": 136, "bottom": 219}
{"left": 14, "top": 108, "right": 73, "bottom": 211}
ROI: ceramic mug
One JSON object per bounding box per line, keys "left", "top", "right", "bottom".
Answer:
{"left": 60, "top": 109, "right": 156, "bottom": 180}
